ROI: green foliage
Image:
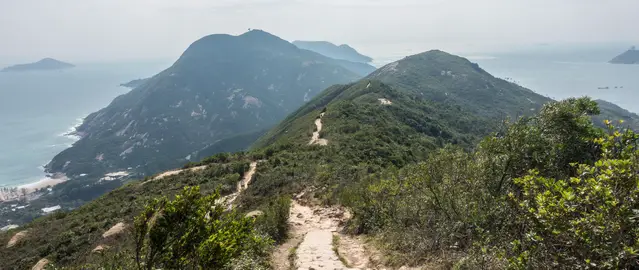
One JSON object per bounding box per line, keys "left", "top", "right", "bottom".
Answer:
{"left": 47, "top": 30, "right": 363, "bottom": 180}
{"left": 593, "top": 99, "right": 639, "bottom": 130}
{"left": 8, "top": 47, "right": 639, "bottom": 270}
{"left": 508, "top": 122, "right": 639, "bottom": 269}
{"left": 345, "top": 97, "right": 639, "bottom": 268}
{"left": 0, "top": 155, "right": 254, "bottom": 269}
{"left": 133, "top": 186, "right": 271, "bottom": 269}
{"left": 253, "top": 196, "right": 291, "bottom": 244}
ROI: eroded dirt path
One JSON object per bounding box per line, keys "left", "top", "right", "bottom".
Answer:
{"left": 271, "top": 198, "right": 384, "bottom": 270}
{"left": 310, "top": 113, "right": 328, "bottom": 146}
{"left": 219, "top": 161, "right": 259, "bottom": 209}
{"left": 151, "top": 165, "right": 208, "bottom": 181}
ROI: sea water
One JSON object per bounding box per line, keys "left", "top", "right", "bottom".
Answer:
{"left": 1, "top": 46, "right": 637, "bottom": 188}
{"left": 473, "top": 47, "right": 639, "bottom": 113}
{"left": 368, "top": 44, "right": 639, "bottom": 113}
{"left": 0, "top": 61, "right": 168, "bottom": 188}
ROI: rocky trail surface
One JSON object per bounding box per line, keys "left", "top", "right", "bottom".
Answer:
{"left": 310, "top": 113, "right": 328, "bottom": 146}
{"left": 220, "top": 161, "right": 259, "bottom": 209}
{"left": 272, "top": 195, "right": 395, "bottom": 270}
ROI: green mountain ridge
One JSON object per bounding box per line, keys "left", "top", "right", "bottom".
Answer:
{"left": 593, "top": 99, "right": 639, "bottom": 128}
{"left": 44, "top": 30, "right": 365, "bottom": 179}
{"left": 3, "top": 49, "right": 639, "bottom": 269}
{"left": 3, "top": 50, "right": 532, "bottom": 268}
{"left": 293, "top": 40, "right": 374, "bottom": 63}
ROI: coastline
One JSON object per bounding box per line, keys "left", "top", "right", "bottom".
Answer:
{"left": 0, "top": 173, "right": 68, "bottom": 202}
{"left": 0, "top": 117, "right": 83, "bottom": 202}
{"left": 18, "top": 173, "right": 68, "bottom": 191}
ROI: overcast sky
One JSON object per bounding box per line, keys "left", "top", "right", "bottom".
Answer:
{"left": 1, "top": 0, "right": 637, "bottom": 63}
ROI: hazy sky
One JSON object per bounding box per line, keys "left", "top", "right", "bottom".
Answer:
{"left": 1, "top": 0, "right": 637, "bottom": 63}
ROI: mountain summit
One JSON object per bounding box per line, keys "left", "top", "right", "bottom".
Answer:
{"left": 45, "top": 30, "right": 366, "bottom": 178}
{"left": 293, "top": 40, "right": 373, "bottom": 63}
{"left": 256, "top": 50, "right": 551, "bottom": 152}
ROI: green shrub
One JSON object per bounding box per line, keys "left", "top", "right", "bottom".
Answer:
{"left": 507, "top": 123, "right": 639, "bottom": 269}
{"left": 132, "top": 186, "right": 271, "bottom": 269}
{"left": 254, "top": 195, "right": 291, "bottom": 244}
{"left": 345, "top": 97, "right": 639, "bottom": 268}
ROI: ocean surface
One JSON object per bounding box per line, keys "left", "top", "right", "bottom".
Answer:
{"left": 0, "top": 45, "right": 637, "bottom": 188}
{"left": 0, "top": 62, "right": 168, "bottom": 188}
{"left": 369, "top": 45, "right": 639, "bottom": 113}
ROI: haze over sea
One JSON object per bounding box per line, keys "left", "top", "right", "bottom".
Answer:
{"left": 0, "top": 61, "right": 169, "bottom": 188}
{"left": 367, "top": 44, "right": 639, "bottom": 113}
{"left": 0, "top": 44, "right": 637, "bottom": 188}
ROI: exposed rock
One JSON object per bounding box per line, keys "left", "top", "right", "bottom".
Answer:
{"left": 102, "top": 222, "right": 126, "bottom": 238}
{"left": 245, "top": 210, "right": 264, "bottom": 218}
{"left": 92, "top": 245, "right": 108, "bottom": 253}
{"left": 7, "top": 230, "right": 28, "bottom": 248}
{"left": 31, "top": 258, "right": 50, "bottom": 270}
{"left": 378, "top": 98, "right": 392, "bottom": 105}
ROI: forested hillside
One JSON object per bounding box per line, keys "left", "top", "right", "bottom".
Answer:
{"left": 2, "top": 50, "right": 639, "bottom": 269}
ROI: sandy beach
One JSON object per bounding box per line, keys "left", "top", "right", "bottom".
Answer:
{"left": 19, "top": 173, "right": 68, "bottom": 191}
{"left": 0, "top": 173, "right": 68, "bottom": 202}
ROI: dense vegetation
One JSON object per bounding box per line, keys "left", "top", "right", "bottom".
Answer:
{"left": 593, "top": 99, "right": 639, "bottom": 129}
{"left": 0, "top": 154, "right": 289, "bottom": 269}
{"left": 0, "top": 30, "right": 371, "bottom": 230}
{"left": 3, "top": 50, "right": 639, "bottom": 269}
{"left": 46, "top": 30, "right": 365, "bottom": 180}
{"left": 345, "top": 98, "right": 639, "bottom": 269}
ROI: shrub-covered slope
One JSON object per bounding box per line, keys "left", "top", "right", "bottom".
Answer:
{"left": 45, "top": 30, "right": 364, "bottom": 179}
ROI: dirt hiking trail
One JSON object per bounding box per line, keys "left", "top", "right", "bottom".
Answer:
{"left": 218, "top": 161, "right": 259, "bottom": 209}
{"left": 150, "top": 165, "right": 208, "bottom": 182}
{"left": 310, "top": 113, "right": 328, "bottom": 146}
{"left": 272, "top": 196, "right": 392, "bottom": 270}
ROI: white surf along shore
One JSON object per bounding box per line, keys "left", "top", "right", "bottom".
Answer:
{"left": 0, "top": 117, "right": 85, "bottom": 202}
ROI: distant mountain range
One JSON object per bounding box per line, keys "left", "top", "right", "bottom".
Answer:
{"left": 293, "top": 40, "right": 373, "bottom": 63}
{"left": 609, "top": 46, "right": 639, "bottom": 64}
{"left": 45, "top": 30, "right": 368, "bottom": 179}
{"left": 1, "top": 58, "right": 74, "bottom": 72}
{"left": 4, "top": 33, "right": 639, "bottom": 269}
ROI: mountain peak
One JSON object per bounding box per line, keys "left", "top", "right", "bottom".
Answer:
{"left": 178, "top": 30, "right": 295, "bottom": 64}
{"left": 293, "top": 40, "right": 373, "bottom": 63}
{"left": 44, "top": 30, "right": 364, "bottom": 179}
{"left": 369, "top": 49, "right": 488, "bottom": 79}
{"left": 240, "top": 29, "right": 278, "bottom": 38}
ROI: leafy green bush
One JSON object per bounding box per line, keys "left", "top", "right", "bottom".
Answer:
{"left": 507, "top": 123, "right": 639, "bottom": 269}
{"left": 345, "top": 97, "right": 639, "bottom": 268}
{"left": 254, "top": 195, "right": 291, "bottom": 244}
{"left": 133, "top": 186, "right": 272, "bottom": 269}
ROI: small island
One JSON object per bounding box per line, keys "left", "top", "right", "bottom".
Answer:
{"left": 293, "top": 41, "right": 373, "bottom": 63}
{"left": 1, "top": 58, "right": 75, "bottom": 72}
{"left": 609, "top": 46, "right": 639, "bottom": 64}
{"left": 120, "top": 78, "right": 149, "bottom": 89}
